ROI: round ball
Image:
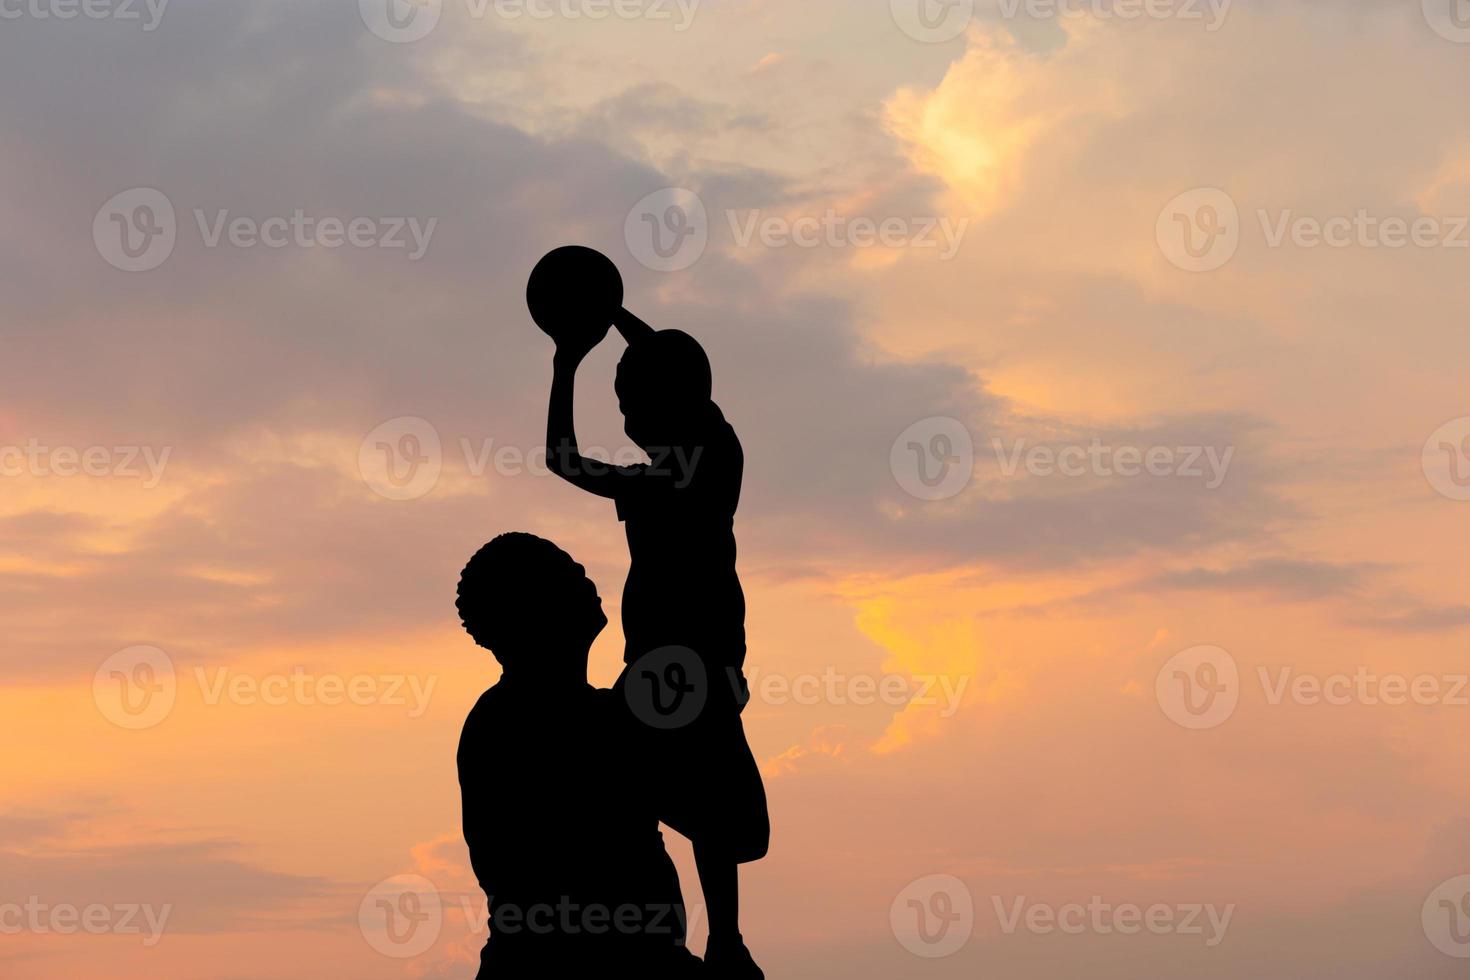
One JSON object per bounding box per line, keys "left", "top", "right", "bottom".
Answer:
{"left": 526, "top": 246, "right": 623, "bottom": 342}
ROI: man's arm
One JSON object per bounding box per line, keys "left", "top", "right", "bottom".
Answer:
{"left": 457, "top": 711, "right": 496, "bottom": 896}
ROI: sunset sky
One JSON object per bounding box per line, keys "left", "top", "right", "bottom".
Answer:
{"left": 5, "top": 1, "right": 1470, "bottom": 976}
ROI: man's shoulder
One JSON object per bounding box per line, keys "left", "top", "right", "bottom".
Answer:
{"left": 463, "top": 680, "right": 604, "bottom": 731}
{"left": 468, "top": 682, "right": 507, "bottom": 716}
{"left": 458, "top": 684, "right": 508, "bottom": 754}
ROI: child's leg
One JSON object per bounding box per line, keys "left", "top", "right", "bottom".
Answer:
{"left": 688, "top": 682, "right": 767, "bottom": 975}
{"left": 696, "top": 841, "right": 762, "bottom": 977}
{"left": 694, "top": 841, "right": 739, "bottom": 942}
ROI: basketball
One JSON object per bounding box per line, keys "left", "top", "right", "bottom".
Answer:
{"left": 526, "top": 245, "right": 624, "bottom": 346}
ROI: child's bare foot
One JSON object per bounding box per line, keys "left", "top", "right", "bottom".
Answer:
{"left": 704, "top": 936, "right": 763, "bottom": 980}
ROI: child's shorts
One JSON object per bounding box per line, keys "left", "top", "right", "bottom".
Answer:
{"left": 614, "top": 660, "right": 770, "bottom": 865}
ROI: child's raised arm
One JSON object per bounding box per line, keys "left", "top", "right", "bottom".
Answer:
{"left": 546, "top": 338, "right": 600, "bottom": 494}
{"left": 544, "top": 339, "right": 640, "bottom": 499}
{"left": 612, "top": 308, "right": 656, "bottom": 346}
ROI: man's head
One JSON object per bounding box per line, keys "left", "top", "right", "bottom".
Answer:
{"left": 456, "top": 533, "right": 607, "bottom": 677}
{"left": 615, "top": 329, "right": 712, "bottom": 450}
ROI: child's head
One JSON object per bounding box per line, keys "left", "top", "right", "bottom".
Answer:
{"left": 615, "top": 329, "right": 712, "bottom": 450}
{"left": 456, "top": 533, "right": 607, "bottom": 675}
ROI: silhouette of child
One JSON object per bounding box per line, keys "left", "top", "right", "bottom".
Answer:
{"left": 547, "top": 322, "right": 769, "bottom": 979}
{"left": 456, "top": 533, "right": 702, "bottom": 978}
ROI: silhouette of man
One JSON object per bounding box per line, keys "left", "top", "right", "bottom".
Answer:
{"left": 456, "top": 532, "right": 701, "bottom": 978}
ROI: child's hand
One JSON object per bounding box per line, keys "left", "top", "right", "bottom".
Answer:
{"left": 552, "top": 323, "right": 609, "bottom": 369}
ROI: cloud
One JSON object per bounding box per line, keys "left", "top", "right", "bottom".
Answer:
{"left": 1133, "top": 558, "right": 1376, "bottom": 600}
{"left": 1349, "top": 604, "right": 1470, "bottom": 635}
{"left": 0, "top": 825, "right": 332, "bottom": 935}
